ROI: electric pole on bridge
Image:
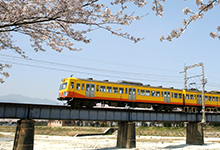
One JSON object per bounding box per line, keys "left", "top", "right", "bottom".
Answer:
{"left": 180, "top": 62, "right": 206, "bottom": 124}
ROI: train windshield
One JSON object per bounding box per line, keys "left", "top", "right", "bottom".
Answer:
{"left": 59, "top": 82, "right": 67, "bottom": 90}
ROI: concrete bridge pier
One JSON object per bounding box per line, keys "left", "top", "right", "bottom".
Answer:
{"left": 13, "top": 119, "right": 35, "bottom": 150}
{"left": 186, "top": 122, "right": 204, "bottom": 145}
{"left": 117, "top": 121, "right": 136, "bottom": 148}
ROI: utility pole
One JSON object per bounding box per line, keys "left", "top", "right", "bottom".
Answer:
{"left": 180, "top": 63, "right": 206, "bottom": 123}
{"left": 201, "top": 64, "right": 205, "bottom": 123}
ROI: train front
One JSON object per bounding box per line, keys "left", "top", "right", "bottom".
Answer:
{"left": 57, "top": 78, "right": 72, "bottom": 101}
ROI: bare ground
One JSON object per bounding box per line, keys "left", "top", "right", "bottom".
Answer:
{"left": 1, "top": 126, "right": 220, "bottom": 149}
{"left": 1, "top": 132, "right": 220, "bottom": 150}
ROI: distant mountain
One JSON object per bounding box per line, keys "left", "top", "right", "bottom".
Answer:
{"left": 0, "top": 94, "right": 64, "bottom": 105}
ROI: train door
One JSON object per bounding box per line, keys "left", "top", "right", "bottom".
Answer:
{"left": 197, "top": 94, "right": 202, "bottom": 105}
{"left": 128, "top": 88, "right": 136, "bottom": 100}
{"left": 85, "top": 83, "right": 95, "bottom": 97}
{"left": 164, "top": 91, "right": 170, "bottom": 103}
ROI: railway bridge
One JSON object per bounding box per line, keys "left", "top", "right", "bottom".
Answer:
{"left": 1, "top": 102, "right": 220, "bottom": 149}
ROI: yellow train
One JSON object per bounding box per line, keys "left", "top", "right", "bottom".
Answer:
{"left": 57, "top": 77, "right": 220, "bottom": 112}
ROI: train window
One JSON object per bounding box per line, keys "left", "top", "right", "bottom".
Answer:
{"left": 60, "top": 82, "right": 67, "bottom": 90}
{"left": 146, "top": 90, "right": 150, "bottom": 96}
{"left": 107, "top": 86, "right": 112, "bottom": 93}
{"left": 133, "top": 89, "right": 136, "bottom": 95}
{"left": 168, "top": 92, "right": 170, "bottom": 97}
{"left": 161, "top": 91, "right": 163, "bottom": 97}
{"left": 113, "top": 87, "right": 118, "bottom": 93}
{"left": 119, "top": 88, "right": 124, "bottom": 94}
{"left": 137, "top": 89, "right": 139, "bottom": 95}
{"left": 82, "top": 84, "right": 84, "bottom": 90}
{"left": 129, "top": 88, "right": 136, "bottom": 95}
{"left": 186, "top": 94, "right": 189, "bottom": 99}
{"left": 213, "top": 96, "right": 215, "bottom": 101}
{"left": 129, "top": 88, "right": 132, "bottom": 94}
{"left": 179, "top": 93, "right": 182, "bottom": 99}
{"left": 174, "top": 93, "right": 178, "bottom": 98}
{"left": 125, "top": 88, "right": 127, "bottom": 94}
{"left": 129, "top": 88, "right": 131, "bottom": 94}
{"left": 190, "top": 94, "right": 193, "bottom": 100}
{"left": 205, "top": 96, "right": 208, "bottom": 101}
{"left": 97, "top": 85, "right": 99, "bottom": 92}
{"left": 86, "top": 84, "right": 90, "bottom": 91}
{"left": 209, "top": 96, "right": 211, "bottom": 101}
{"left": 70, "top": 82, "right": 74, "bottom": 89}
{"left": 141, "top": 90, "right": 145, "bottom": 96}
{"left": 100, "top": 86, "right": 105, "bottom": 92}
{"left": 156, "top": 91, "right": 160, "bottom": 97}
{"left": 151, "top": 91, "right": 155, "bottom": 97}
{"left": 76, "top": 83, "right": 80, "bottom": 90}
{"left": 217, "top": 97, "right": 219, "bottom": 102}
{"left": 91, "top": 85, "right": 95, "bottom": 92}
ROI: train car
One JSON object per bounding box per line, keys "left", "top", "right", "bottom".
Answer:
{"left": 57, "top": 77, "right": 220, "bottom": 112}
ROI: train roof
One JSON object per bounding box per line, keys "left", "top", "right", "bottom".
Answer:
{"left": 67, "top": 77, "right": 182, "bottom": 91}
{"left": 65, "top": 77, "right": 220, "bottom": 94}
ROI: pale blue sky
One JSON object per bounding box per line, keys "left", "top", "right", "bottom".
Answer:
{"left": 1, "top": 1, "right": 220, "bottom": 102}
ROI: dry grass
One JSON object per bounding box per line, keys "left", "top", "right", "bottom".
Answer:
{"left": 1, "top": 125, "right": 220, "bottom": 138}
{"left": 35, "top": 126, "right": 107, "bottom": 136}
{"left": 136, "top": 126, "right": 186, "bottom": 137}
{"left": 0, "top": 126, "right": 107, "bottom": 137}
{"left": 0, "top": 126, "right": 16, "bottom": 133}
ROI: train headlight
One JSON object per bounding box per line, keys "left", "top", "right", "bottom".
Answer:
{"left": 63, "top": 92, "right": 69, "bottom": 97}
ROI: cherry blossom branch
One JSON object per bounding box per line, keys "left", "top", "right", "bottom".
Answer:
{"left": 0, "top": 17, "right": 59, "bottom": 30}
{"left": 82, "top": 0, "right": 99, "bottom": 7}
{"left": 160, "top": 0, "right": 220, "bottom": 42}
{"left": 0, "top": 63, "right": 11, "bottom": 83}
{"left": 0, "top": 0, "right": 150, "bottom": 83}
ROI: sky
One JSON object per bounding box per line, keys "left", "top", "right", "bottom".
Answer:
{"left": 1, "top": 1, "right": 220, "bottom": 102}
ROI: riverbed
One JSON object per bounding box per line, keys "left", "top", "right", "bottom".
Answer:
{"left": 0, "top": 132, "right": 220, "bottom": 150}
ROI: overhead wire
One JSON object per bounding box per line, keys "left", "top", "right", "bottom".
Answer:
{"left": 2, "top": 55, "right": 220, "bottom": 89}
{"left": 19, "top": 46, "right": 183, "bottom": 73}
{"left": 0, "top": 54, "right": 182, "bottom": 79}
{"left": 207, "top": 83, "right": 220, "bottom": 88}
{"left": 2, "top": 54, "right": 220, "bottom": 90}
{"left": 0, "top": 59, "right": 183, "bottom": 85}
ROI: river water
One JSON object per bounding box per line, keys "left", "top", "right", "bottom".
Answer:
{"left": 0, "top": 138, "right": 13, "bottom": 141}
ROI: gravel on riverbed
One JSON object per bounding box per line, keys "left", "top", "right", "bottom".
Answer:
{"left": 0, "top": 132, "right": 220, "bottom": 150}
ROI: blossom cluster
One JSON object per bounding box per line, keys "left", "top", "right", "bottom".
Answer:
{"left": 161, "top": 0, "right": 220, "bottom": 42}
{"left": 152, "top": 0, "right": 165, "bottom": 17}
{"left": 0, "top": 63, "right": 11, "bottom": 83}
{"left": 182, "top": 7, "right": 192, "bottom": 15}
{"left": 210, "top": 26, "right": 220, "bottom": 39}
